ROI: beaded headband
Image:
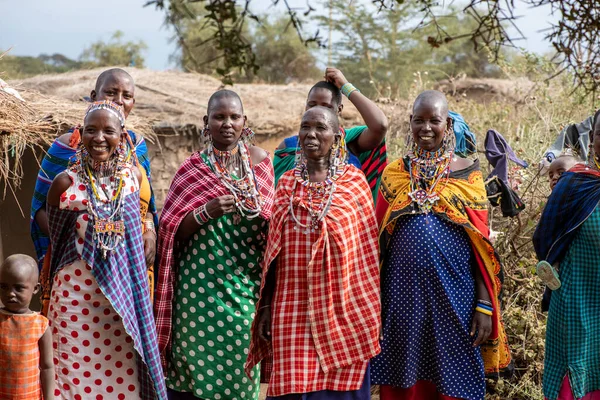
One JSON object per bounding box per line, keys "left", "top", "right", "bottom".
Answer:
{"left": 85, "top": 100, "right": 126, "bottom": 128}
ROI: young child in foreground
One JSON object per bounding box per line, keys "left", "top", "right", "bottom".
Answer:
{"left": 0, "top": 254, "right": 54, "bottom": 400}
{"left": 548, "top": 154, "right": 581, "bottom": 190}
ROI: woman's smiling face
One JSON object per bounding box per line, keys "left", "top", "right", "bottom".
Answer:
{"left": 82, "top": 110, "right": 122, "bottom": 162}
{"left": 410, "top": 97, "right": 450, "bottom": 152}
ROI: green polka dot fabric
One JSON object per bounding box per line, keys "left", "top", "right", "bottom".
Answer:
{"left": 544, "top": 206, "right": 600, "bottom": 400}
{"left": 166, "top": 214, "right": 267, "bottom": 400}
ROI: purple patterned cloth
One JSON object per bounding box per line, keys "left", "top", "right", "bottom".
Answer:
{"left": 485, "top": 129, "right": 528, "bottom": 184}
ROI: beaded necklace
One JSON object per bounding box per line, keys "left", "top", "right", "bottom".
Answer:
{"left": 407, "top": 144, "right": 453, "bottom": 214}
{"left": 208, "top": 142, "right": 262, "bottom": 223}
{"left": 289, "top": 146, "right": 345, "bottom": 234}
{"left": 71, "top": 141, "right": 131, "bottom": 258}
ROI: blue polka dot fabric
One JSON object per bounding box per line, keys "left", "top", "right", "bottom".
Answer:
{"left": 371, "top": 214, "right": 485, "bottom": 400}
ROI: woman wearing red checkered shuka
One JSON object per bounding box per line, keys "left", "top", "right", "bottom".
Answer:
{"left": 246, "top": 105, "right": 381, "bottom": 400}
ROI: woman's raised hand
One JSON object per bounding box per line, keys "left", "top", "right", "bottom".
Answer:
{"left": 324, "top": 67, "right": 348, "bottom": 89}
{"left": 205, "top": 195, "right": 236, "bottom": 219}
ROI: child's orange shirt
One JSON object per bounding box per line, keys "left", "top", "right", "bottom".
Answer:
{"left": 0, "top": 310, "right": 49, "bottom": 400}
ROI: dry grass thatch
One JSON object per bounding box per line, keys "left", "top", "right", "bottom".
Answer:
{"left": 10, "top": 67, "right": 365, "bottom": 141}
{"left": 0, "top": 90, "right": 55, "bottom": 195}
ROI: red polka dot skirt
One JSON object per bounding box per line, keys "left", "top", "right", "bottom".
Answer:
{"left": 49, "top": 260, "right": 140, "bottom": 399}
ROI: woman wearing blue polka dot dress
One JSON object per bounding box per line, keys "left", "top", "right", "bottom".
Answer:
{"left": 372, "top": 90, "right": 511, "bottom": 400}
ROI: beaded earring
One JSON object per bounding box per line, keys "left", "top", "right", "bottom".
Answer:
{"left": 443, "top": 120, "right": 456, "bottom": 154}
{"left": 201, "top": 125, "right": 213, "bottom": 146}
{"left": 328, "top": 135, "right": 340, "bottom": 174}
{"left": 241, "top": 127, "right": 255, "bottom": 144}
{"left": 201, "top": 126, "right": 210, "bottom": 139}
{"left": 294, "top": 142, "right": 305, "bottom": 167}
{"left": 588, "top": 142, "right": 600, "bottom": 170}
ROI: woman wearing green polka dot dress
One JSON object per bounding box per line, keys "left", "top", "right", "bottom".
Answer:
{"left": 155, "top": 90, "right": 275, "bottom": 400}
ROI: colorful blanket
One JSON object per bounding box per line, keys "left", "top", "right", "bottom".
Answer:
{"left": 246, "top": 165, "right": 381, "bottom": 378}
{"left": 155, "top": 151, "right": 274, "bottom": 356}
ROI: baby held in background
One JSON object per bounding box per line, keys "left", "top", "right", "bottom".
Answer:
{"left": 0, "top": 254, "right": 54, "bottom": 400}
{"left": 548, "top": 154, "right": 581, "bottom": 190}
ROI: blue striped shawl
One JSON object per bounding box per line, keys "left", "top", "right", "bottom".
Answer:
{"left": 30, "top": 130, "right": 156, "bottom": 265}
{"left": 47, "top": 191, "right": 166, "bottom": 399}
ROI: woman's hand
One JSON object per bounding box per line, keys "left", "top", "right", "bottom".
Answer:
{"left": 470, "top": 311, "right": 492, "bottom": 347}
{"left": 257, "top": 306, "right": 272, "bottom": 343}
{"left": 324, "top": 67, "right": 348, "bottom": 89}
{"left": 142, "top": 230, "right": 156, "bottom": 267}
{"left": 205, "top": 195, "right": 236, "bottom": 219}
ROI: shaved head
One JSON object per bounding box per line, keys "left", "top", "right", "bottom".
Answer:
{"left": 1, "top": 254, "right": 39, "bottom": 284}
{"left": 207, "top": 90, "right": 244, "bottom": 115}
{"left": 303, "top": 106, "right": 340, "bottom": 133}
{"left": 413, "top": 90, "right": 449, "bottom": 117}
{"left": 94, "top": 68, "right": 134, "bottom": 92}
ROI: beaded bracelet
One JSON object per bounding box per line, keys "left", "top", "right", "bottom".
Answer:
{"left": 477, "top": 299, "right": 493, "bottom": 307}
{"left": 143, "top": 218, "right": 155, "bottom": 235}
{"left": 475, "top": 301, "right": 494, "bottom": 316}
{"left": 193, "top": 204, "right": 212, "bottom": 225}
{"left": 341, "top": 82, "right": 360, "bottom": 98}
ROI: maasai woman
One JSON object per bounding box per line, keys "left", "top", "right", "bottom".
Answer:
{"left": 32, "top": 68, "right": 157, "bottom": 310}
{"left": 46, "top": 101, "right": 166, "bottom": 399}
{"left": 155, "top": 90, "right": 274, "bottom": 400}
{"left": 372, "top": 90, "right": 511, "bottom": 400}
{"left": 533, "top": 110, "right": 600, "bottom": 400}
{"left": 246, "top": 106, "right": 381, "bottom": 399}
{"left": 274, "top": 67, "right": 388, "bottom": 200}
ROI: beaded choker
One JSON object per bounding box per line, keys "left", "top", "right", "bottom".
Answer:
{"left": 407, "top": 145, "right": 453, "bottom": 214}
{"left": 208, "top": 142, "right": 262, "bottom": 223}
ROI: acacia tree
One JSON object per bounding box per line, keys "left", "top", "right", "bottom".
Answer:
{"left": 80, "top": 31, "right": 147, "bottom": 68}
{"left": 146, "top": 0, "right": 600, "bottom": 94}
{"left": 318, "top": 1, "right": 505, "bottom": 98}
{"left": 249, "top": 16, "right": 320, "bottom": 83}
{"left": 168, "top": 2, "right": 320, "bottom": 84}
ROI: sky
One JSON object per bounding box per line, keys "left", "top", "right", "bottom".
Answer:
{"left": 0, "top": 0, "right": 559, "bottom": 71}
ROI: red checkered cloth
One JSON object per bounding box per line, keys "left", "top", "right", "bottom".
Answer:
{"left": 245, "top": 165, "right": 381, "bottom": 396}
{"left": 154, "top": 151, "right": 274, "bottom": 358}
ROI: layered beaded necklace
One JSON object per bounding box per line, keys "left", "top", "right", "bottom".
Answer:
{"left": 289, "top": 136, "right": 346, "bottom": 234}
{"left": 208, "top": 141, "right": 262, "bottom": 223}
{"left": 407, "top": 143, "right": 453, "bottom": 214}
{"left": 72, "top": 141, "right": 131, "bottom": 258}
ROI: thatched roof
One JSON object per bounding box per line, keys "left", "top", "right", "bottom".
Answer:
{"left": 0, "top": 67, "right": 366, "bottom": 191}
{"left": 0, "top": 89, "right": 55, "bottom": 194}
{"left": 434, "top": 77, "right": 535, "bottom": 103}
{"left": 9, "top": 67, "right": 362, "bottom": 141}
